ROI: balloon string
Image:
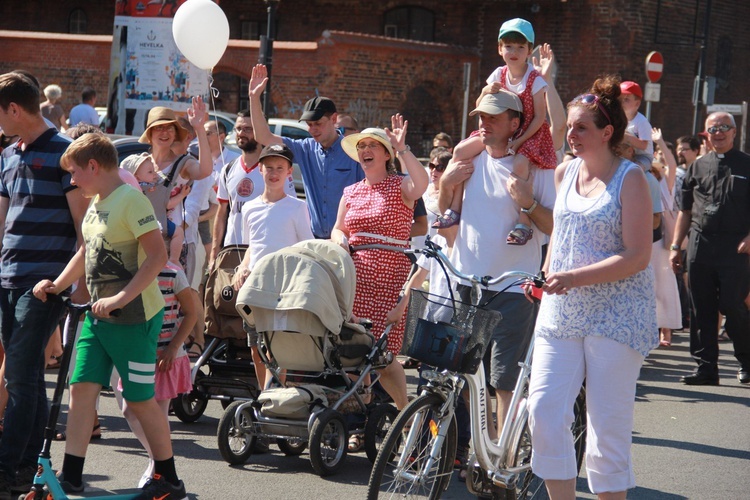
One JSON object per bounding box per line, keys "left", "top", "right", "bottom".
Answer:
{"left": 207, "top": 69, "right": 230, "bottom": 170}
{"left": 208, "top": 72, "right": 220, "bottom": 99}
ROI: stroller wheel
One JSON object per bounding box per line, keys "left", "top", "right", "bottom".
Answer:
{"left": 171, "top": 392, "right": 208, "bottom": 423}
{"left": 364, "top": 403, "right": 399, "bottom": 463}
{"left": 276, "top": 437, "right": 307, "bottom": 456}
{"left": 217, "top": 400, "right": 256, "bottom": 464}
{"left": 309, "top": 409, "right": 348, "bottom": 476}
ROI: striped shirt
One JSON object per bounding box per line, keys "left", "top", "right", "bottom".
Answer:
{"left": 157, "top": 262, "right": 189, "bottom": 357}
{"left": 0, "top": 128, "right": 77, "bottom": 288}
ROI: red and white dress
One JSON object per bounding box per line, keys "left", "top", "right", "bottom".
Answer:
{"left": 344, "top": 174, "right": 413, "bottom": 353}
{"left": 498, "top": 65, "right": 557, "bottom": 170}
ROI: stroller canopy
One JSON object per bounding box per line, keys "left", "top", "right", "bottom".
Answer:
{"left": 236, "top": 240, "right": 356, "bottom": 337}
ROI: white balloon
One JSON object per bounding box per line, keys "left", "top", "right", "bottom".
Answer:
{"left": 172, "top": 0, "right": 230, "bottom": 70}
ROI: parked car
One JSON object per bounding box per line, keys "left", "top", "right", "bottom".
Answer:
{"left": 209, "top": 111, "right": 310, "bottom": 146}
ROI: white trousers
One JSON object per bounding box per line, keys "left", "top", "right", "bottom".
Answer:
{"left": 527, "top": 335, "right": 644, "bottom": 494}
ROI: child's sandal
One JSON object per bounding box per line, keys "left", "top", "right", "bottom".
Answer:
{"left": 432, "top": 209, "right": 460, "bottom": 229}
{"left": 507, "top": 224, "right": 533, "bottom": 246}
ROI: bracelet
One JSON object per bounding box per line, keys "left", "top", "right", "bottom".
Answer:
{"left": 395, "top": 145, "right": 411, "bottom": 156}
{"left": 521, "top": 199, "right": 538, "bottom": 215}
{"left": 669, "top": 244, "right": 681, "bottom": 251}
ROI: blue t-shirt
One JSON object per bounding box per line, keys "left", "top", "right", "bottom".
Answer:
{"left": 282, "top": 134, "right": 363, "bottom": 238}
{"left": 0, "top": 129, "right": 77, "bottom": 288}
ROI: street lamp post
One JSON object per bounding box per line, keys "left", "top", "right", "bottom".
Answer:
{"left": 259, "top": 0, "right": 279, "bottom": 117}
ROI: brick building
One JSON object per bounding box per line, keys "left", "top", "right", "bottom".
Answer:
{"left": 1, "top": 0, "right": 748, "bottom": 151}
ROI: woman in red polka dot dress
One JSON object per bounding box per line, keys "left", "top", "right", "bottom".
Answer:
{"left": 332, "top": 114, "right": 428, "bottom": 411}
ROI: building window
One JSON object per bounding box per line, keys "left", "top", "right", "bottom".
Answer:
{"left": 384, "top": 7, "right": 434, "bottom": 42}
{"left": 69, "top": 9, "right": 87, "bottom": 34}
{"left": 241, "top": 21, "right": 261, "bottom": 40}
{"left": 715, "top": 36, "right": 732, "bottom": 90}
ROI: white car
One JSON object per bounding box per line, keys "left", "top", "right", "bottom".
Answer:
{"left": 209, "top": 111, "right": 310, "bottom": 146}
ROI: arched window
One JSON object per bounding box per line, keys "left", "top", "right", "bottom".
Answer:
{"left": 384, "top": 7, "right": 434, "bottom": 42}
{"left": 69, "top": 8, "right": 88, "bottom": 34}
{"left": 715, "top": 36, "right": 732, "bottom": 90}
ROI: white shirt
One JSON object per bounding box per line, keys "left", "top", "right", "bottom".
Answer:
{"left": 452, "top": 150, "right": 556, "bottom": 292}
{"left": 217, "top": 157, "right": 296, "bottom": 246}
{"left": 487, "top": 62, "right": 547, "bottom": 96}
{"left": 627, "top": 112, "right": 654, "bottom": 157}
{"left": 240, "top": 195, "right": 314, "bottom": 270}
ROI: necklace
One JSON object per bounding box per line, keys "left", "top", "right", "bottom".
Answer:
{"left": 579, "top": 157, "right": 617, "bottom": 197}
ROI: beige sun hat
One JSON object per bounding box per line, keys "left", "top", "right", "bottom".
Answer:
{"left": 138, "top": 107, "right": 188, "bottom": 144}
{"left": 341, "top": 127, "right": 394, "bottom": 162}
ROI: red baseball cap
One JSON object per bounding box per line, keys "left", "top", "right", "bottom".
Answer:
{"left": 620, "top": 81, "right": 643, "bottom": 99}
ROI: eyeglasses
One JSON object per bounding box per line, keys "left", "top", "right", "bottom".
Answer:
{"left": 572, "top": 93, "right": 611, "bottom": 125}
{"left": 706, "top": 124, "right": 734, "bottom": 135}
{"left": 151, "top": 124, "right": 175, "bottom": 133}
{"left": 234, "top": 126, "right": 253, "bottom": 134}
{"left": 356, "top": 142, "right": 383, "bottom": 151}
{"left": 428, "top": 162, "right": 446, "bottom": 172}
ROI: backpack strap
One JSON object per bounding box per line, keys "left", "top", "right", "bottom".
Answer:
{"left": 163, "top": 153, "right": 190, "bottom": 188}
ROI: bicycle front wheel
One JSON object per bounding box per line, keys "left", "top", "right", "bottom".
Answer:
{"left": 367, "top": 393, "right": 457, "bottom": 500}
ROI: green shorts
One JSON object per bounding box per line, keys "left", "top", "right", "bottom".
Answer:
{"left": 71, "top": 310, "right": 163, "bottom": 402}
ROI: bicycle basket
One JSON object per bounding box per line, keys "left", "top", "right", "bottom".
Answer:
{"left": 402, "top": 289, "right": 502, "bottom": 375}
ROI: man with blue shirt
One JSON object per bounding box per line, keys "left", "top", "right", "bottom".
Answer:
{"left": 248, "top": 64, "right": 363, "bottom": 239}
{"left": 0, "top": 72, "right": 90, "bottom": 499}
{"left": 68, "top": 87, "right": 99, "bottom": 127}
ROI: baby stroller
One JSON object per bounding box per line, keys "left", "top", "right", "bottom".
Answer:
{"left": 171, "top": 244, "right": 260, "bottom": 423}
{"left": 216, "top": 240, "right": 398, "bottom": 476}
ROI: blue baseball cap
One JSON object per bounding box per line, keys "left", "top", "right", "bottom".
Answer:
{"left": 498, "top": 18, "right": 535, "bottom": 44}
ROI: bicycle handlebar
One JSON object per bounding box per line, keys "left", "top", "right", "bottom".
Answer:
{"left": 351, "top": 237, "right": 545, "bottom": 289}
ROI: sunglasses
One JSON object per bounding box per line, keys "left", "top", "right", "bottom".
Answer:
{"left": 572, "top": 93, "right": 612, "bottom": 125}
{"left": 706, "top": 124, "right": 734, "bottom": 135}
{"left": 428, "top": 162, "right": 446, "bottom": 172}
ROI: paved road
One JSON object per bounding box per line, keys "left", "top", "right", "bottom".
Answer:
{"left": 41, "top": 331, "right": 749, "bottom": 499}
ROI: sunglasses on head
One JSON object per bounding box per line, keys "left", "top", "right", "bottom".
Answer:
{"left": 428, "top": 162, "right": 446, "bottom": 172}
{"left": 706, "top": 124, "right": 734, "bottom": 135}
{"left": 572, "top": 93, "right": 612, "bottom": 125}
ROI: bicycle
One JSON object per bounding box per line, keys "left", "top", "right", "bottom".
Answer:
{"left": 364, "top": 237, "right": 587, "bottom": 499}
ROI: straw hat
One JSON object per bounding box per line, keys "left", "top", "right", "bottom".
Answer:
{"left": 138, "top": 107, "right": 188, "bottom": 144}
{"left": 341, "top": 127, "right": 394, "bottom": 162}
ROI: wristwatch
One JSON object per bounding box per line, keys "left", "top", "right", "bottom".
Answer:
{"left": 521, "top": 199, "right": 538, "bottom": 215}
{"left": 669, "top": 244, "right": 681, "bottom": 251}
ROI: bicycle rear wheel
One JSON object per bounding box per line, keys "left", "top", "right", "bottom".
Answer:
{"left": 506, "top": 386, "right": 587, "bottom": 500}
{"left": 367, "top": 393, "right": 457, "bottom": 499}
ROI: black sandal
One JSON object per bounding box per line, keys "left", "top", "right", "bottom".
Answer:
{"left": 187, "top": 342, "right": 204, "bottom": 360}
{"left": 55, "top": 423, "right": 102, "bottom": 442}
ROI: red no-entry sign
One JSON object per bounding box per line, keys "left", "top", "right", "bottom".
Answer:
{"left": 646, "top": 51, "right": 664, "bottom": 83}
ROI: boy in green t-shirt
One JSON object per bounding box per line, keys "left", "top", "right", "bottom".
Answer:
{"left": 33, "top": 133, "right": 187, "bottom": 500}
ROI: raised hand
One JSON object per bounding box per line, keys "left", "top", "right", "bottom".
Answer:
{"left": 651, "top": 127, "right": 664, "bottom": 144}
{"left": 532, "top": 43, "right": 556, "bottom": 82}
{"left": 385, "top": 113, "right": 408, "bottom": 151}
{"left": 249, "top": 64, "right": 269, "bottom": 100}
{"left": 187, "top": 95, "right": 207, "bottom": 128}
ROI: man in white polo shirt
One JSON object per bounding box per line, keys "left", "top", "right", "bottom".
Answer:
{"left": 439, "top": 90, "right": 556, "bottom": 439}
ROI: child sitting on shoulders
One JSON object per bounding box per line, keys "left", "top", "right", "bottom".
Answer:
{"left": 434, "top": 18, "right": 557, "bottom": 246}
{"left": 619, "top": 81, "right": 654, "bottom": 172}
